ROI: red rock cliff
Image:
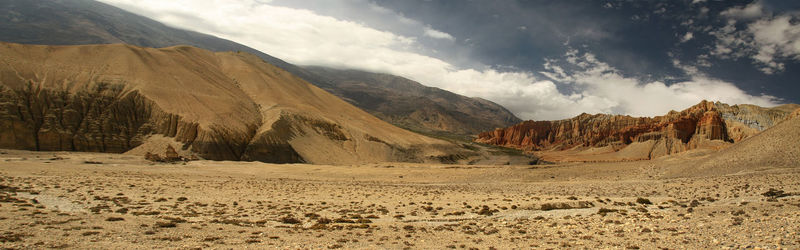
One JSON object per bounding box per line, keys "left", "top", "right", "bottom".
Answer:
{"left": 475, "top": 100, "right": 795, "bottom": 162}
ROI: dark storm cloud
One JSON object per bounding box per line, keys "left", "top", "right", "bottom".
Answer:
{"left": 370, "top": 0, "right": 800, "bottom": 105}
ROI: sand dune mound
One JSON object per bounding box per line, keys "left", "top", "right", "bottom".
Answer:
{"left": 0, "top": 42, "right": 459, "bottom": 164}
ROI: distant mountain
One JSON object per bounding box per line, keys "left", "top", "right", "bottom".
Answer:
{"left": 303, "top": 66, "right": 521, "bottom": 135}
{"left": 476, "top": 100, "right": 800, "bottom": 162}
{"left": 0, "top": 1, "right": 283, "bottom": 66}
{"left": 0, "top": 0, "right": 520, "bottom": 136}
{"left": 0, "top": 42, "right": 463, "bottom": 164}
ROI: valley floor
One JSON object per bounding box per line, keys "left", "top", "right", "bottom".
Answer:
{"left": 0, "top": 150, "right": 798, "bottom": 249}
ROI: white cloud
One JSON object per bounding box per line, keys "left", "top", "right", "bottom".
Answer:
{"left": 680, "top": 32, "right": 694, "bottom": 43}
{"left": 749, "top": 16, "right": 800, "bottom": 72}
{"left": 541, "top": 50, "right": 779, "bottom": 118}
{"left": 710, "top": 3, "right": 800, "bottom": 74}
{"left": 98, "top": 0, "right": 566, "bottom": 120}
{"left": 98, "top": 0, "right": 781, "bottom": 121}
{"left": 721, "top": 1, "right": 764, "bottom": 20}
{"left": 671, "top": 58, "right": 701, "bottom": 76}
{"left": 423, "top": 27, "right": 455, "bottom": 41}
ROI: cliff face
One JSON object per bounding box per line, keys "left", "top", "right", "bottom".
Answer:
{"left": 475, "top": 101, "right": 797, "bottom": 162}
{"left": 666, "top": 107, "right": 800, "bottom": 177}
{"left": 714, "top": 103, "right": 800, "bottom": 142}
{"left": 0, "top": 42, "right": 462, "bottom": 164}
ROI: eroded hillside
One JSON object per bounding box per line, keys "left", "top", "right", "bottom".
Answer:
{"left": 0, "top": 42, "right": 463, "bottom": 164}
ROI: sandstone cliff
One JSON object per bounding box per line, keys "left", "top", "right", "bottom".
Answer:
{"left": 475, "top": 101, "right": 798, "bottom": 162}
{"left": 0, "top": 42, "right": 462, "bottom": 164}
{"left": 665, "top": 107, "right": 800, "bottom": 177}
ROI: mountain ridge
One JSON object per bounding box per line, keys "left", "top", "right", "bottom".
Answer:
{"left": 302, "top": 66, "right": 521, "bottom": 135}
{"left": 0, "top": 0, "right": 521, "bottom": 136}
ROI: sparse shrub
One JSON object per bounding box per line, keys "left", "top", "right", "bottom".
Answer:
{"left": 444, "top": 211, "right": 465, "bottom": 216}
{"left": 762, "top": 188, "right": 790, "bottom": 198}
{"left": 731, "top": 217, "right": 743, "bottom": 226}
{"left": 333, "top": 218, "right": 355, "bottom": 223}
{"left": 81, "top": 231, "right": 100, "bottom": 236}
{"left": 476, "top": 205, "right": 498, "bottom": 215}
{"left": 279, "top": 216, "right": 301, "bottom": 224}
{"left": 597, "top": 208, "right": 620, "bottom": 216}
{"left": 0, "top": 232, "right": 28, "bottom": 242}
{"left": 155, "top": 221, "right": 177, "bottom": 228}
{"left": 540, "top": 202, "right": 571, "bottom": 211}
{"left": 316, "top": 217, "right": 332, "bottom": 224}
{"left": 347, "top": 224, "right": 369, "bottom": 229}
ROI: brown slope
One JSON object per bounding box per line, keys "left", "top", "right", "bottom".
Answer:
{"left": 476, "top": 100, "right": 797, "bottom": 162}
{"left": 0, "top": 42, "right": 459, "bottom": 164}
{"left": 302, "top": 66, "right": 521, "bottom": 135}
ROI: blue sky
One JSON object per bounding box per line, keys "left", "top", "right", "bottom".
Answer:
{"left": 101, "top": 0, "right": 799, "bottom": 120}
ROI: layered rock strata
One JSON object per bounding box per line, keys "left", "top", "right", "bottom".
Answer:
{"left": 476, "top": 101, "right": 798, "bottom": 161}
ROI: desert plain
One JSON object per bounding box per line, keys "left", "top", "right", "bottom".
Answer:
{"left": 0, "top": 149, "right": 798, "bottom": 249}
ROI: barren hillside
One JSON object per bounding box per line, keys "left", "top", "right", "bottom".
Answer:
{"left": 0, "top": 42, "right": 462, "bottom": 164}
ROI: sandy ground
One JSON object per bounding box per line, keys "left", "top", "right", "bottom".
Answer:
{"left": 0, "top": 149, "right": 799, "bottom": 249}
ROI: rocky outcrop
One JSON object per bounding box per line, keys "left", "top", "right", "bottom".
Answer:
{"left": 144, "top": 145, "right": 196, "bottom": 163}
{"left": 0, "top": 81, "right": 296, "bottom": 162}
{"left": 0, "top": 42, "right": 463, "bottom": 164}
{"left": 0, "top": 82, "right": 157, "bottom": 153}
{"left": 714, "top": 102, "right": 800, "bottom": 142}
{"left": 666, "top": 107, "right": 800, "bottom": 177}
{"left": 476, "top": 100, "right": 797, "bottom": 162}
